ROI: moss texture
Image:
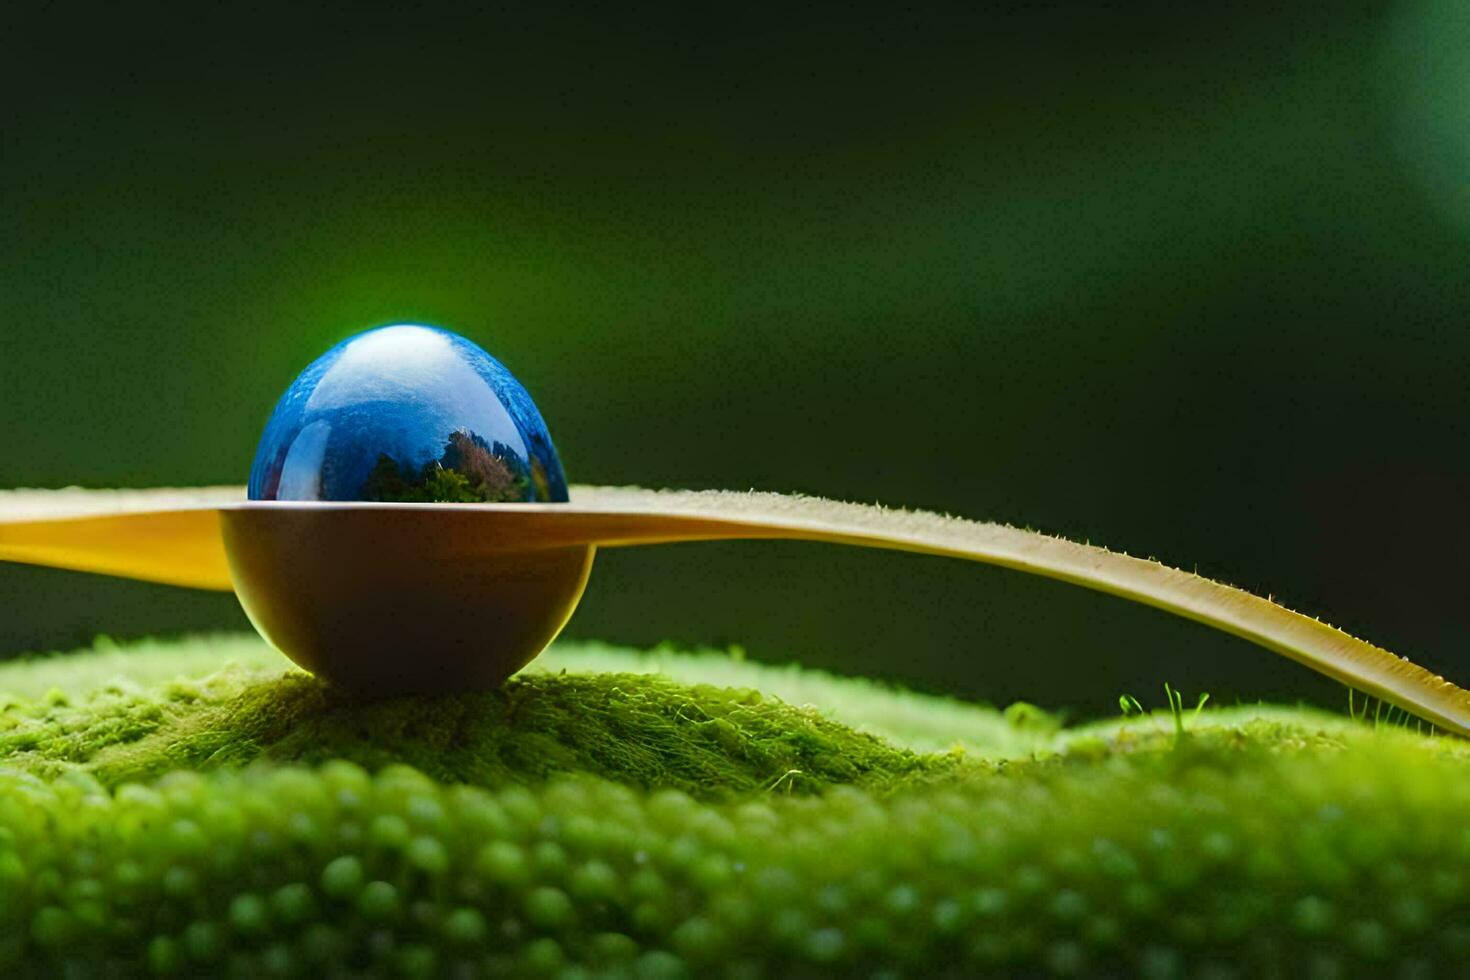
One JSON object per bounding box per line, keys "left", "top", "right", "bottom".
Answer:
{"left": 2, "top": 636, "right": 1469, "bottom": 977}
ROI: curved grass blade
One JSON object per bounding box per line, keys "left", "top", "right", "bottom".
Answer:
{"left": 1, "top": 484, "right": 1467, "bottom": 735}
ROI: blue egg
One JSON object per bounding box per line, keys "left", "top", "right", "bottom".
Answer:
{"left": 248, "top": 324, "right": 568, "bottom": 503}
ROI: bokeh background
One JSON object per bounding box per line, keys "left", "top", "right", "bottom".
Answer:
{"left": 4, "top": 1, "right": 1469, "bottom": 717}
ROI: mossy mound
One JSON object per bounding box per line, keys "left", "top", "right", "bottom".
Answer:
{"left": 2, "top": 636, "right": 1469, "bottom": 977}
{"left": 0, "top": 640, "right": 964, "bottom": 796}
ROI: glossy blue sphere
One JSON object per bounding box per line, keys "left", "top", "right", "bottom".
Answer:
{"left": 248, "top": 325, "right": 568, "bottom": 503}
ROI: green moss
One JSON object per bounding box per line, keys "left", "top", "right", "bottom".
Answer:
{"left": 1, "top": 636, "right": 1469, "bottom": 976}
{"left": 0, "top": 634, "right": 1053, "bottom": 759}
{"left": 0, "top": 641, "right": 964, "bottom": 795}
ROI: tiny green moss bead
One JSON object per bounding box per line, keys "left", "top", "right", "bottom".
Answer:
{"left": 671, "top": 916, "right": 723, "bottom": 959}
{"left": 633, "top": 898, "right": 672, "bottom": 934}
{"left": 931, "top": 898, "right": 966, "bottom": 934}
{"left": 166, "top": 816, "right": 207, "bottom": 849}
{"left": 394, "top": 943, "right": 437, "bottom": 978}
{"left": 628, "top": 867, "right": 669, "bottom": 903}
{"left": 395, "top": 901, "right": 431, "bottom": 936}
{"left": 1373, "top": 859, "right": 1412, "bottom": 890}
{"left": 228, "top": 893, "right": 269, "bottom": 935}
{"left": 589, "top": 931, "right": 639, "bottom": 964}
{"left": 333, "top": 789, "right": 366, "bottom": 814}
{"left": 208, "top": 844, "right": 244, "bottom": 878}
{"left": 883, "top": 884, "right": 921, "bottom": 916}
{"left": 1049, "top": 889, "right": 1088, "bottom": 923}
{"left": 320, "top": 856, "right": 365, "bottom": 899}
{"left": 70, "top": 898, "right": 107, "bottom": 930}
{"left": 0, "top": 851, "right": 24, "bottom": 890}
{"left": 1014, "top": 865, "right": 1050, "bottom": 897}
{"left": 689, "top": 853, "right": 733, "bottom": 890}
{"left": 520, "top": 936, "right": 564, "bottom": 973}
{"left": 298, "top": 923, "right": 347, "bottom": 964}
{"left": 456, "top": 794, "right": 513, "bottom": 840}
{"left": 1431, "top": 868, "right": 1465, "bottom": 902}
{"left": 524, "top": 886, "right": 574, "bottom": 930}
{"left": 632, "top": 949, "right": 688, "bottom": 979}
{"left": 768, "top": 906, "right": 811, "bottom": 944}
{"left": 559, "top": 813, "right": 601, "bottom": 851}
{"left": 532, "top": 840, "right": 568, "bottom": 877}
{"left": 498, "top": 786, "right": 542, "bottom": 827}
{"left": 405, "top": 795, "right": 447, "bottom": 831}
{"left": 369, "top": 814, "right": 411, "bottom": 850}
{"left": 648, "top": 790, "right": 698, "bottom": 827}
{"left": 30, "top": 906, "right": 74, "bottom": 948}
{"left": 356, "top": 881, "right": 400, "bottom": 923}
{"left": 376, "top": 764, "right": 436, "bottom": 795}
{"left": 569, "top": 859, "right": 620, "bottom": 902}
{"left": 113, "top": 859, "right": 146, "bottom": 891}
{"left": 269, "top": 883, "right": 317, "bottom": 925}
{"left": 708, "top": 893, "right": 756, "bottom": 934}
{"left": 147, "top": 934, "right": 181, "bottom": 975}
{"left": 34, "top": 867, "right": 63, "bottom": 900}
{"left": 114, "top": 918, "right": 148, "bottom": 947}
{"left": 285, "top": 812, "right": 321, "bottom": 846}
{"left": 115, "top": 781, "right": 161, "bottom": 811}
{"left": 321, "top": 760, "right": 371, "bottom": 793}
{"left": 1172, "top": 913, "right": 1209, "bottom": 947}
{"left": 406, "top": 836, "right": 449, "bottom": 876}
{"left": 1091, "top": 839, "right": 1141, "bottom": 880}
{"left": 1442, "top": 923, "right": 1470, "bottom": 954}
{"left": 1291, "top": 896, "right": 1334, "bottom": 937}
{"left": 182, "top": 921, "right": 223, "bottom": 963}
{"left": 476, "top": 841, "right": 529, "bottom": 886}
{"left": 365, "top": 927, "right": 395, "bottom": 962}
{"left": 1136, "top": 944, "right": 1182, "bottom": 979}
{"left": 1085, "top": 914, "right": 1124, "bottom": 948}
{"left": 1043, "top": 940, "right": 1085, "bottom": 976}
{"left": 968, "top": 933, "right": 1009, "bottom": 966}
{"left": 1200, "top": 830, "right": 1236, "bottom": 862}
{"left": 259, "top": 943, "right": 295, "bottom": 976}
{"left": 1305, "top": 952, "right": 1345, "bottom": 980}
{"left": 336, "top": 821, "right": 365, "bottom": 849}
{"left": 664, "top": 836, "right": 701, "bottom": 870}
{"left": 1122, "top": 881, "right": 1159, "bottom": 916}
{"left": 441, "top": 907, "right": 487, "bottom": 946}
{"left": 1349, "top": 919, "right": 1391, "bottom": 960}
{"left": 1390, "top": 894, "right": 1431, "bottom": 934}
{"left": 161, "top": 865, "right": 198, "bottom": 899}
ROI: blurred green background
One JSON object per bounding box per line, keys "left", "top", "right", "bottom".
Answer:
{"left": 4, "top": 1, "right": 1469, "bottom": 716}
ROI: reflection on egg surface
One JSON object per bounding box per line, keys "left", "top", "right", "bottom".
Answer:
{"left": 248, "top": 324, "right": 568, "bottom": 503}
